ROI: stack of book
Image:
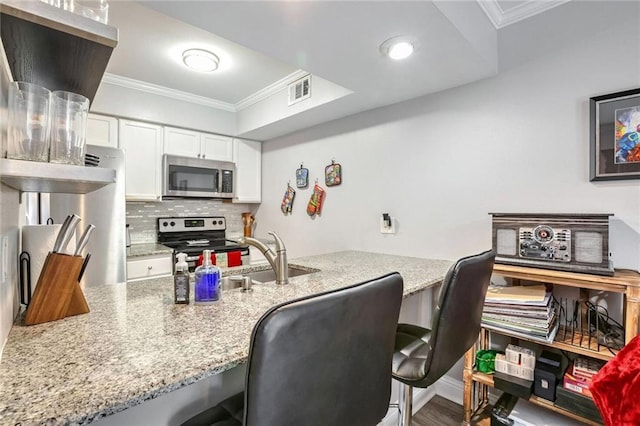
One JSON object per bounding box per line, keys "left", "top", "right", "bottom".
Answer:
{"left": 563, "top": 357, "right": 604, "bottom": 398}
{"left": 482, "top": 284, "right": 559, "bottom": 343}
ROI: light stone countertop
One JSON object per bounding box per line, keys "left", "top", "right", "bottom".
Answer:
{"left": 0, "top": 251, "right": 453, "bottom": 425}
{"left": 126, "top": 243, "right": 174, "bottom": 258}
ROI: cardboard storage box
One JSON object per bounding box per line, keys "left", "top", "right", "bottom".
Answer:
{"left": 495, "top": 354, "right": 535, "bottom": 380}
{"left": 505, "top": 344, "right": 536, "bottom": 369}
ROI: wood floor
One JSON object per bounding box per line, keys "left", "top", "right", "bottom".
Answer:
{"left": 412, "top": 396, "right": 465, "bottom": 426}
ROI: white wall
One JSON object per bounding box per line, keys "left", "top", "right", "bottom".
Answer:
{"left": 257, "top": 1, "right": 640, "bottom": 271}
{"left": 236, "top": 74, "right": 353, "bottom": 137}
{"left": 91, "top": 81, "right": 236, "bottom": 136}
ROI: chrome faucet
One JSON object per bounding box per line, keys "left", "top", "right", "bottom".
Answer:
{"left": 238, "top": 231, "right": 288, "bottom": 284}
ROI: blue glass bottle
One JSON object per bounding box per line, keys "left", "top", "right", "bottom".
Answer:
{"left": 194, "top": 250, "right": 221, "bottom": 304}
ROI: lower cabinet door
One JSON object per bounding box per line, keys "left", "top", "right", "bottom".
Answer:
{"left": 127, "top": 254, "right": 173, "bottom": 281}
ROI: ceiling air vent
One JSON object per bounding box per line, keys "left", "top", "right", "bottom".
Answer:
{"left": 288, "top": 75, "right": 311, "bottom": 106}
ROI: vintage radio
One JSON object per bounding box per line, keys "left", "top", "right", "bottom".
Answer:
{"left": 490, "top": 213, "right": 613, "bottom": 276}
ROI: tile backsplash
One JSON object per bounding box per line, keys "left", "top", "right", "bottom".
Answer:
{"left": 126, "top": 200, "right": 255, "bottom": 244}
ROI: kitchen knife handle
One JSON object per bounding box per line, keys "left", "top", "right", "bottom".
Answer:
{"left": 52, "top": 215, "right": 72, "bottom": 253}
{"left": 58, "top": 214, "right": 81, "bottom": 254}
{"left": 74, "top": 224, "right": 96, "bottom": 256}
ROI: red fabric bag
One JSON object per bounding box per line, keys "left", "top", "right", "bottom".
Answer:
{"left": 590, "top": 335, "right": 640, "bottom": 425}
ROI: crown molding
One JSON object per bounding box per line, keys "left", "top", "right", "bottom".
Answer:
{"left": 101, "top": 73, "right": 237, "bottom": 112}
{"left": 235, "top": 69, "right": 310, "bottom": 111}
{"left": 101, "top": 70, "right": 312, "bottom": 113}
{"left": 477, "top": 0, "right": 570, "bottom": 29}
{"left": 476, "top": 0, "right": 503, "bottom": 28}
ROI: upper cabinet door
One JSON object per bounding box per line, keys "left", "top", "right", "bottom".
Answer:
{"left": 119, "top": 120, "right": 163, "bottom": 201}
{"left": 163, "top": 127, "right": 201, "bottom": 158}
{"left": 86, "top": 113, "right": 118, "bottom": 148}
{"left": 201, "top": 133, "right": 233, "bottom": 162}
{"left": 233, "top": 138, "right": 261, "bottom": 203}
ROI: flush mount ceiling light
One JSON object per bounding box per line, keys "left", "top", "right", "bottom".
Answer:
{"left": 182, "top": 48, "right": 220, "bottom": 72}
{"left": 380, "top": 37, "right": 414, "bottom": 60}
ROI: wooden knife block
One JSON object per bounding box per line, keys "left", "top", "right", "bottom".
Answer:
{"left": 24, "top": 252, "right": 90, "bottom": 326}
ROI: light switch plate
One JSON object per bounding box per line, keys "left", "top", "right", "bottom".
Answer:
{"left": 380, "top": 217, "right": 396, "bottom": 234}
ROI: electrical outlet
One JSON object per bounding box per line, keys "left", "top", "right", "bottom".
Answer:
{"left": 380, "top": 216, "right": 396, "bottom": 234}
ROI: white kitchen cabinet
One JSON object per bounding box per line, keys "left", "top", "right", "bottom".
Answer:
{"left": 164, "top": 126, "right": 233, "bottom": 162}
{"left": 163, "top": 127, "right": 201, "bottom": 158}
{"left": 201, "top": 133, "right": 234, "bottom": 162}
{"left": 233, "top": 138, "right": 262, "bottom": 203}
{"left": 119, "top": 120, "right": 164, "bottom": 201}
{"left": 127, "top": 253, "right": 173, "bottom": 281}
{"left": 86, "top": 113, "right": 118, "bottom": 148}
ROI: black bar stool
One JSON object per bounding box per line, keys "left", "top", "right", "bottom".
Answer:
{"left": 392, "top": 250, "right": 495, "bottom": 426}
{"left": 182, "top": 272, "right": 404, "bottom": 426}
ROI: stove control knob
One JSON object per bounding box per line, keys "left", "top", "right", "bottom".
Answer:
{"left": 170, "top": 221, "right": 176, "bottom": 227}
{"left": 162, "top": 221, "right": 168, "bottom": 227}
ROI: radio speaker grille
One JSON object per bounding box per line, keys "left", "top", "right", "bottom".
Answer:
{"left": 496, "top": 229, "right": 517, "bottom": 256}
{"left": 575, "top": 231, "right": 603, "bottom": 263}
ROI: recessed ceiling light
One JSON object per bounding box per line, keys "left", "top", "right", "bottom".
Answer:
{"left": 380, "top": 37, "right": 414, "bottom": 60}
{"left": 182, "top": 48, "right": 220, "bottom": 72}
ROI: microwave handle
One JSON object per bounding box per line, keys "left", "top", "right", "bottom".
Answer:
{"left": 218, "top": 169, "right": 222, "bottom": 193}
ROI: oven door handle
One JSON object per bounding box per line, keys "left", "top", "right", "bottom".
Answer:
{"left": 186, "top": 255, "right": 200, "bottom": 262}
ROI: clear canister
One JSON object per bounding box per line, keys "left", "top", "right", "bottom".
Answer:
{"left": 49, "top": 91, "right": 89, "bottom": 166}
{"left": 7, "top": 82, "right": 51, "bottom": 162}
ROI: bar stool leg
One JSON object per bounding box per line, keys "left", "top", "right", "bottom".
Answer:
{"left": 398, "top": 383, "right": 413, "bottom": 426}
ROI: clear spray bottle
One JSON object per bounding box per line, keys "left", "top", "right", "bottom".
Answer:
{"left": 194, "top": 249, "right": 221, "bottom": 304}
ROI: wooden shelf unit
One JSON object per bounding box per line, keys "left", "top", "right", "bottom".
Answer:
{"left": 470, "top": 371, "right": 601, "bottom": 426}
{"left": 463, "top": 264, "right": 640, "bottom": 425}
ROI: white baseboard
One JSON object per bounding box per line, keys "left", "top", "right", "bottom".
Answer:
{"left": 435, "top": 375, "right": 464, "bottom": 405}
{"left": 435, "top": 376, "right": 499, "bottom": 406}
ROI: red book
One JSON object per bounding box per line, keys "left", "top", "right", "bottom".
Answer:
{"left": 563, "top": 367, "right": 593, "bottom": 398}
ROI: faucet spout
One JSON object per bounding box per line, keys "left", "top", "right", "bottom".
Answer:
{"left": 238, "top": 232, "right": 288, "bottom": 284}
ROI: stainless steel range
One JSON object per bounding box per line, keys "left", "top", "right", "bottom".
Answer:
{"left": 157, "top": 216, "right": 249, "bottom": 271}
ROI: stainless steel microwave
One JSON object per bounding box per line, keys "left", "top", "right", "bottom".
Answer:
{"left": 163, "top": 154, "right": 235, "bottom": 199}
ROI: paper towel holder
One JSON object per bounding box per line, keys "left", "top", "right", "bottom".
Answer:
{"left": 19, "top": 251, "right": 32, "bottom": 305}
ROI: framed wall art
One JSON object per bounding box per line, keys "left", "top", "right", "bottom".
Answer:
{"left": 590, "top": 88, "right": 640, "bottom": 181}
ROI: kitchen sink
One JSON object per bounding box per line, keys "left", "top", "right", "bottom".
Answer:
{"left": 220, "top": 266, "right": 318, "bottom": 289}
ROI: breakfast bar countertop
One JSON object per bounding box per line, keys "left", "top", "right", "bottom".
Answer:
{"left": 0, "top": 251, "right": 453, "bottom": 425}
